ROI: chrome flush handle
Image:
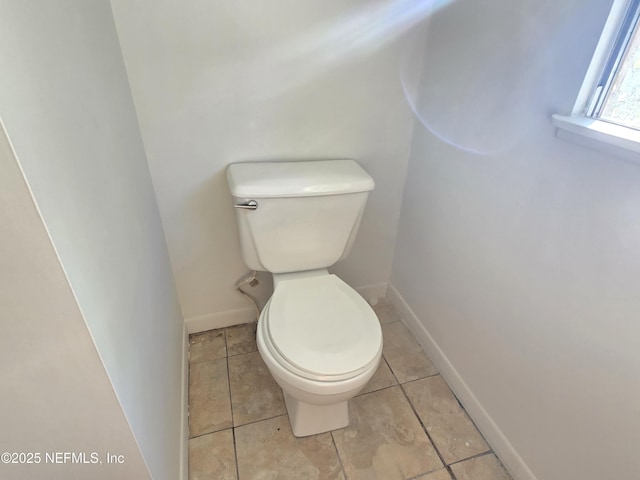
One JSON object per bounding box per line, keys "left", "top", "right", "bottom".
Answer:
{"left": 234, "top": 200, "right": 258, "bottom": 210}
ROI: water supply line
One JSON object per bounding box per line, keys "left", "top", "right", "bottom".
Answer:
{"left": 235, "top": 271, "right": 261, "bottom": 321}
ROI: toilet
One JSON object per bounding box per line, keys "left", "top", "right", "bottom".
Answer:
{"left": 226, "top": 159, "right": 383, "bottom": 437}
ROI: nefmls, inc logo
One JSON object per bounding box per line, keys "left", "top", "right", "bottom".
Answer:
{"left": 46, "top": 452, "right": 100, "bottom": 464}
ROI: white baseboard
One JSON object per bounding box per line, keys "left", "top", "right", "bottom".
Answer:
{"left": 185, "top": 307, "right": 256, "bottom": 334}
{"left": 387, "top": 283, "right": 537, "bottom": 480}
{"left": 356, "top": 282, "right": 388, "bottom": 305}
{"left": 179, "top": 324, "right": 189, "bottom": 480}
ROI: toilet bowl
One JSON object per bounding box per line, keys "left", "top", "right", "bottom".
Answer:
{"left": 257, "top": 272, "right": 382, "bottom": 437}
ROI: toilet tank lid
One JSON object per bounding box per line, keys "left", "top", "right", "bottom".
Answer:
{"left": 226, "top": 159, "right": 374, "bottom": 198}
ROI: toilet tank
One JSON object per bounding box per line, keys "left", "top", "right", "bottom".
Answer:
{"left": 226, "top": 160, "right": 374, "bottom": 273}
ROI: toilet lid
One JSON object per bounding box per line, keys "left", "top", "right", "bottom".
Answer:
{"left": 266, "top": 275, "right": 382, "bottom": 379}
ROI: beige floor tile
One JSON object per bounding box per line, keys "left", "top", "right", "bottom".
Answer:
{"left": 332, "top": 386, "right": 442, "bottom": 480}
{"left": 228, "top": 351, "right": 286, "bottom": 426}
{"left": 373, "top": 303, "right": 400, "bottom": 325}
{"left": 450, "top": 454, "right": 512, "bottom": 480}
{"left": 189, "top": 429, "right": 237, "bottom": 480}
{"left": 359, "top": 358, "right": 398, "bottom": 395}
{"left": 225, "top": 322, "right": 257, "bottom": 356}
{"left": 403, "top": 375, "right": 489, "bottom": 464}
{"left": 382, "top": 322, "right": 437, "bottom": 383}
{"left": 414, "top": 468, "right": 453, "bottom": 480}
{"left": 190, "top": 329, "right": 226, "bottom": 364}
{"left": 235, "top": 415, "right": 345, "bottom": 480}
{"left": 189, "top": 358, "right": 233, "bottom": 437}
{"left": 187, "top": 299, "right": 514, "bottom": 480}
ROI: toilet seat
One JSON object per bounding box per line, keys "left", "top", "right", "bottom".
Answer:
{"left": 262, "top": 274, "right": 382, "bottom": 382}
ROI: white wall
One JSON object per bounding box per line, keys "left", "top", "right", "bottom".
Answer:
{"left": 110, "top": 0, "right": 429, "bottom": 329}
{"left": 0, "top": 2, "right": 185, "bottom": 479}
{"left": 0, "top": 121, "right": 150, "bottom": 480}
{"left": 391, "top": 0, "right": 640, "bottom": 479}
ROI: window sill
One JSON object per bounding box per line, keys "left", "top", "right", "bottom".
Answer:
{"left": 551, "top": 114, "right": 640, "bottom": 163}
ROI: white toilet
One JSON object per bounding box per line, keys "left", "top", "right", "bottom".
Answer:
{"left": 226, "top": 159, "right": 383, "bottom": 437}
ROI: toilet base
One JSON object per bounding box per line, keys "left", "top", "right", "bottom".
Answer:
{"left": 284, "top": 392, "right": 349, "bottom": 437}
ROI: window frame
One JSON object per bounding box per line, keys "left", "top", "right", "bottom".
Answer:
{"left": 552, "top": 0, "right": 640, "bottom": 158}
{"left": 587, "top": 0, "right": 640, "bottom": 123}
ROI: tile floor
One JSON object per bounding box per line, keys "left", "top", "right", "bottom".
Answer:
{"left": 188, "top": 300, "right": 513, "bottom": 480}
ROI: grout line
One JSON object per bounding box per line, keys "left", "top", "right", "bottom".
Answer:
{"left": 222, "top": 327, "right": 242, "bottom": 480}
{"left": 329, "top": 431, "right": 348, "bottom": 479}
{"left": 232, "top": 412, "right": 289, "bottom": 430}
{"left": 354, "top": 383, "right": 402, "bottom": 403}
{"left": 356, "top": 355, "right": 399, "bottom": 396}
{"left": 446, "top": 450, "right": 496, "bottom": 468}
{"left": 449, "top": 393, "right": 492, "bottom": 453}
{"left": 189, "top": 427, "right": 233, "bottom": 441}
{"left": 355, "top": 360, "right": 440, "bottom": 401}
{"left": 223, "top": 328, "right": 236, "bottom": 430}
{"left": 231, "top": 427, "right": 240, "bottom": 480}
{"left": 382, "top": 354, "right": 401, "bottom": 385}
{"left": 446, "top": 449, "right": 512, "bottom": 479}
{"left": 222, "top": 326, "right": 229, "bottom": 358}
{"left": 224, "top": 322, "right": 259, "bottom": 358}
{"left": 398, "top": 383, "right": 457, "bottom": 479}
{"left": 446, "top": 450, "right": 515, "bottom": 480}
{"left": 227, "top": 349, "right": 260, "bottom": 363}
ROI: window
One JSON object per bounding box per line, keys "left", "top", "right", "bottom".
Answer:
{"left": 552, "top": 0, "right": 640, "bottom": 157}
{"left": 587, "top": 0, "right": 640, "bottom": 130}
